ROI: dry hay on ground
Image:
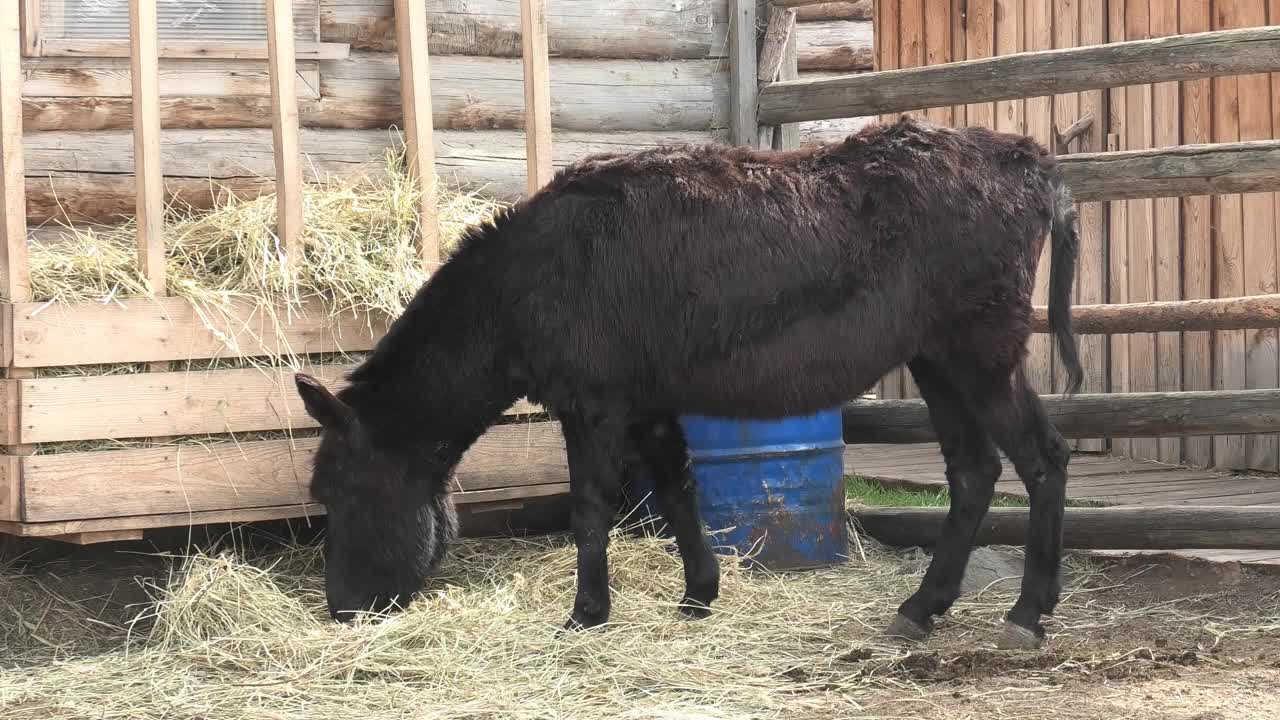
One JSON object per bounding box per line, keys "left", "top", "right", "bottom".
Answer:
{"left": 2, "top": 529, "right": 1278, "bottom": 720}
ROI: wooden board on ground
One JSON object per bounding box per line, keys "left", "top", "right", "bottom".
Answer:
{"left": 19, "top": 420, "right": 568, "bottom": 522}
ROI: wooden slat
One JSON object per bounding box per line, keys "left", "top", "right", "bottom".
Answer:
{"left": 38, "top": 39, "right": 350, "bottom": 60}
{"left": 7, "top": 297, "right": 390, "bottom": 368}
{"left": 963, "top": 0, "right": 995, "bottom": 129}
{"left": 15, "top": 365, "right": 542, "bottom": 444}
{"left": 796, "top": 19, "right": 873, "bottom": 72}
{"left": 0, "top": 482, "right": 569, "bottom": 537}
{"left": 896, "top": 0, "right": 924, "bottom": 401}
{"left": 1214, "top": 3, "right": 1248, "bottom": 470}
{"left": 20, "top": 421, "right": 569, "bottom": 522}
{"left": 1024, "top": 0, "right": 1051, "bottom": 396}
{"left": 20, "top": 0, "right": 39, "bottom": 57}
{"left": 46, "top": 529, "right": 144, "bottom": 545}
{"left": 775, "top": 14, "right": 801, "bottom": 150}
{"left": 129, "top": 0, "right": 165, "bottom": 295}
{"left": 1031, "top": 294, "right": 1280, "bottom": 334}
{"left": 21, "top": 57, "right": 322, "bottom": 99}
{"left": 393, "top": 0, "right": 440, "bottom": 266}
{"left": 791, "top": 1, "right": 872, "bottom": 22}
{"left": 1106, "top": 3, "right": 1127, "bottom": 458}
{"left": 267, "top": 0, "right": 304, "bottom": 267}
{"left": 1074, "top": 0, "right": 1106, "bottom": 453}
{"left": 1057, "top": 139, "right": 1280, "bottom": 202}
{"left": 519, "top": 0, "right": 553, "bottom": 190}
{"left": 1237, "top": 0, "right": 1279, "bottom": 472}
{"left": 0, "top": 455, "right": 19, "bottom": 522}
{"left": 1049, "top": 0, "right": 1074, "bottom": 402}
{"left": 922, "top": 0, "right": 951, "bottom": 126}
{"left": 757, "top": 25, "right": 1280, "bottom": 125}
{"left": 0, "top": 5, "right": 28, "bottom": 304}
{"left": 873, "top": 0, "right": 903, "bottom": 402}
{"left": 759, "top": 7, "right": 797, "bottom": 84}
{"left": 1181, "top": 0, "right": 1213, "bottom": 468}
{"left": 730, "top": 0, "right": 759, "bottom": 147}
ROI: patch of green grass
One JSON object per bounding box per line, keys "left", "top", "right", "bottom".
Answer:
{"left": 846, "top": 475, "right": 1029, "bottom": 508}
{"left": 846, "top": 475, "right": 1104, "bottom": 508}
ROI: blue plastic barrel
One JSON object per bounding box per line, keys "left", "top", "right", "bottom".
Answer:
{"left": 620, "top": 410, "right": 849, "bottom": 570}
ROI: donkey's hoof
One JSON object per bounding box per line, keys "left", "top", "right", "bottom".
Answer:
{"left": 677, "top": 598, "right": 713, "bottom": 620}
{"left": 884, "top": 614, "right": 931, "bottom": 643}
{"left": 996, "top": 620, "right": 1044, "bottom": 650}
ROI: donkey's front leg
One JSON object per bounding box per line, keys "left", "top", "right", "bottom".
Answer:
{"left": 560, "top": 409, "right": 627, "bottom": 631}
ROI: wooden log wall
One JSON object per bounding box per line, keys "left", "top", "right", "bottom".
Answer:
{"left": 20, "top": 0, "right": 874, "bottom": 224}
{"left": 869, "top": 0, "right": 1280, "bottom": 473}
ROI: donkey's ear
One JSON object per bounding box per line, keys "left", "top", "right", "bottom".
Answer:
{"left": 295, "top": 373, "right": 354, "bottom": 430}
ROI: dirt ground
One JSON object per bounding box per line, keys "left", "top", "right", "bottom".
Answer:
{"left": 2, "top": 522, "right": 1278, "bottom": 720}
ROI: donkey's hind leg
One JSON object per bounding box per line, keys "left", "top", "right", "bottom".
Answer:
{"left": 886, "top": 357, "right": 1003, "bottom": 642}
{"left": 627, "top": 415, "right": 720, "bottom": 618}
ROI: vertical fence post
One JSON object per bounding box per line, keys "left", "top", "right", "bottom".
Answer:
{"left": 730, "top": 0, "right": 760, "bottom": 147}
{"left": 393, "top": 0, "right": 440, "bottom": 267}
{"left": 0, "top": 5, "right": 28, "bottom": 304}
{"left": 129, "top": 0, "right": 165, "bottom": 295}
{"left": 266, "top": 0, "right": 303, "bottom": 268}
{"left": 520, "top": 0, "right": 553, "bottom": 192}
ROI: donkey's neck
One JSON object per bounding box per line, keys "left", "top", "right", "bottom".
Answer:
{"left": 343, "top": 248, "right": 522, "bottom": 454}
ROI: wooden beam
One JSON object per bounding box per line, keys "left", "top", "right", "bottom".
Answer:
{"left": 774, "top": 12, "right": 801, "bottom": 150}
{"left": 1061, "top": 139, "right": 1280, "bottom": 202}
{"left": 266, "top": 0, "right": 304, "bottom": 267}
{"left": 851, "top": 506, "right": 1280, "bottom": 551}
{"left": 519, "top": 0, "right": 554, "bottom": 192}
{"left": 39, "top": 39, "right": 350, "bottom": 60}
{"left": 795, "top": 19, "right": 873, "bottom": 72}
{"left": 393, "top": 0, "right": 440, "bottom": 266}
{"left": 46, "top": 529, "right": 145, "bottom": 545}
{"left": 730, "top": 0, "right": 759, "bottom": 146}
{"left": 773, "top": 0, "right": 867, "bottom": 9}
{"left": 758, "top": 26, "right": 1280, "bottom": 124}
{"left": 759, "top": 8, "right": 797, "bottom": 84}
{"left": 788, "top": 1, "right": 872, "bottom": 22}
{"left": 1031, "top": 294, "right": 1280, "bottom": 335}
{"left": 842, "top": 389, "right": 1280, "bottom": 444}
{"left": 129, "top": 0, "right": 165, "bottom": 295}
{"left": 0, "top": 5, "right": 28, "bottom": 303}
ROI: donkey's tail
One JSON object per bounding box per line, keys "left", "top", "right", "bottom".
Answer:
{"left": 1048, "top": 175, "right": 1084, "bottom": 396}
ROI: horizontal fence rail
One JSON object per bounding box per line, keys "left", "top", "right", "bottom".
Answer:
{"left": 1030, "top": 294, "right": 1280, "bottom": 335}
{"left": 851, "top": 506, "right": 1280, "bottom": 551}
{"left": 758, "top": 25, "right": 1280, "bottom": 125}
{"left": 842, "top": 389, "right": 1280, "bottom": 444}
{"left": 1060, "top": 139, "right": 1280, "bottom": 202}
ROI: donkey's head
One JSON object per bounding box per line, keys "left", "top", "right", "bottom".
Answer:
{"left": 294, "top": 373, "right": 453, "bottom": 622}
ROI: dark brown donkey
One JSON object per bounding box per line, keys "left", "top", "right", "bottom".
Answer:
{"left": 294, "top": 116, "right": 1083, "bottom": 651}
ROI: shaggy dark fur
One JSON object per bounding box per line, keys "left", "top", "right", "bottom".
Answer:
{"left": 295, "top": 117, "right": 1083, "bottom": 649}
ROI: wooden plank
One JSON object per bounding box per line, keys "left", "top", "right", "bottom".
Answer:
{"left": 851, "top": 506, "right": 1280, "bottom": 550}
{"left": 46, "top": 529, "right": 144, "bottom": 545}
{"left": 791, "top": 1, "right": 872, "bottom": 22}
{"left": 921, "top": 0, "right": 951, "bottom": 126}
{"left": 519, "top": 0, "right": 553, "bottom": 190}
{"left": 1237, "top": 0, "right": 1279, "bottom": 472}
{"left": 1123, "top": 0, "right": 1157, "bottom": 463}
{"left": 129, "top": 0, "right": 165, "bottom": 295}
{"left": 1057, "top": 139, "right": 1280, "bottom": 202}
{"left": 0, "top": 5, "right": 28, "bottom": 304}
{"left": 21, "top": 57, "right": 322, "bottom": 99}
{"left": 963, "top": 0, "right": 995, "bottom": 130}
{"left": 20, "top": 0, "right": 39, "bottom": 57}
{"left": 20, "top": 421, "right": 569, "bottom": 522}
{"left": 8, "top": 297, "right": 389, "bottom": 368}
{"left": 320, "top": 0, "right": 728, "bottom": 59}
{"left": 895, "top": 0, "right": 924, "bottom": 401}
{"left": 775, "top": 15, "right": 801, "bottom": 150}
{"left": 757, "top": 25, "right": 1280, "bottom": 125}
{"left": 1214, "top": 3, "right": 1248, "bottom": 471}
{"left": 841, "top": 389, "right": 1280, "bottom": 443}
{"left": 392, "top": 0, "right": 440, "bottom": 266}
{"left": 15, "top": 365, "right": 542, "bottom": 444}
{"left": 759, "top": 8, "right": 798, "bottom": 83}
{"left": 267, "top": 0, "right": 304, "bottom": 268}
{"left": 1106, "top": 4, "right": 1128, "bottom": 460}
{"left": 1073, "top": 0, "right": 1105, "bottom": 451}
{"left": 0, "top": 483, "right": 569, "bottom": 537}
{"left": 1023, "top": 0, "right": 1051, "bottom": 396}
{"left": 1149, "top": 0, "right": 1181, "bottom": 464}
{"left": 0, "top": 455, "right": 19, "bottom": 522}
{"left": 730, "top": 0, "right": 759, "bottom": 147}
{"left": 1181, "top": 3, "right": 1213, "bottom": 461}
{"left": 873, "top": 0, "right": 903, "bottom": 403}
{"left": 1031, "top": 294, "right": 1280, "bottom": 334}
{"left": 1049, "top": 0, "right": 1074, "bottom": 401}
{"left": 25, "top": 174, "right": 276, "bottom": 226}
{"left": 795, "top": 19, "right": 873, "bottom": 72}
{"left": 38, "top": 39, "right": 350, "bottom": 60}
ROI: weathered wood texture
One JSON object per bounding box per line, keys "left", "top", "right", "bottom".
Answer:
{"left": 21, "top": 57, "right": 321, "bottom": 98}
{"left": 851, "top": 506, "right": 1280, "bottom": 551}
{"left": 22, "top": 56, "right": 728, "bottom": 132}
{"left": 20, "top": 128, "right": 722, "bottom": 223}
{"left": 319, "top": 0, "right": 730, "bottom": 58}
{"left": 0, "top": 5, "right": 28, "bottom": 303}
{"left": 758, "top": 25, "right": 1280, "bottom": 124}
{"left": 19, "top": 422, "right": 568, "bottom": 522}
{"left": 519, "top": 0, "right": 553, "bottom": 191}
{"left": 788, "top": 1, "right": 872, "bottom": 22}
{"left": 1031, "top": 295, "right": 1280, "bottom": 335}
{"left": 393, "top": 0, "right": 440, "bottom": 264}
{"left": 1059, "top": 139, "right": 1280, "bottom": 201}
{"left": 794, "top": 20, "right": 873, "bottom": 71}
{"left": 842, "top": 390, "right": 1280, "bottom": 444}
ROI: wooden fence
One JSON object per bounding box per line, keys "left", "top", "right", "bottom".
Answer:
{"left": 0, "top": 1, "right": 561, "bottom": 544}
{"left": 745, "top": 0, "right": 1280, "bottom": 475}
